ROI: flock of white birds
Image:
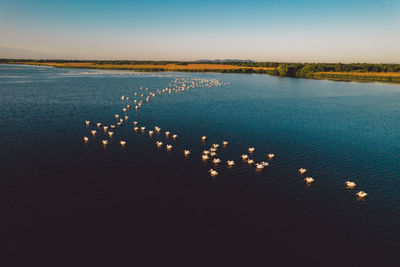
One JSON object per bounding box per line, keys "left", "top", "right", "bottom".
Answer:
{"left": 83, "top": 77, "right": 367, "bottom": 199}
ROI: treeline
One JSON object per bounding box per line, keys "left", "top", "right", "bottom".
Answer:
{"left": 232, "top": 62, "right": 400, "bottom": 77}
{"left": 221, "top": 61, "right": 281, "bottom": 68}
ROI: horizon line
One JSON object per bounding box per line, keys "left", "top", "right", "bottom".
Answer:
{"left": 1, "top": 58, "right": 399, "bottom": 65}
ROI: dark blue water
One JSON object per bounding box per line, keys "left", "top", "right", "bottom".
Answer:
{"left": 1, "top": 64, "right": 399, "bottom": 265}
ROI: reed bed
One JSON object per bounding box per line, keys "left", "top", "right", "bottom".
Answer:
{"left": 314, "top": 72, "right": 400, "bottom": 83}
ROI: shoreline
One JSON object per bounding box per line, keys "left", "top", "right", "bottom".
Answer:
{"left": 13, "top": 62, "right": 276, "bottom": 73}
{"left": 2, "top": 62, "right": 400, "bottom": 85}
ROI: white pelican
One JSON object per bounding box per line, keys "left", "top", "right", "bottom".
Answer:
{"left": 203, "top": 150, "right": 210, "bottom": 155}
{"left": 241, "top": 154, "right": 248, "bottom": 160}
{"left": 96, "top": 123, "right": 101, "bottom": 127}
{"left": 126, "top": 97, "right": 129, "bottom": 100}
{"left": 166, "top": 144, "right": 173, "bottom": 150}
{"left": 135, "top": 106, "right": 139, "bottom": 110}
{"left": 268, "top": 154, "right": 275, "bottom": 159}
{"left": 260, "top": 161, "right": 269, "bottom": 167}
{"left": 103, "top": 126, "right": 108, "bottom": 132}
{"left": 222, "top": 141, "right": 228, "bottom": 146}
{"left": 183, "top": 150, "right": 190, "bottom": 156}
{"left": 115, "top": 114, "right": 119, "bottom": 119}
{"left": 120, "top": 140, "right": 126, "bottom": 146}
{"left": 91, "top": 130, "right": 97, "bottom": 135}
{"left": 201, "top": 136, "right": 207, "bottom": 141}
{"left": 298, "top": 168, "right": 307, "bottom": 175}
{"left": 165, "top": 131, "right": 170, "bottom": 137}
{"left": 304, "top": 177, "right": 314, "bottom": 184}
{"left": 134, "top": 127, "right": 139, "bottom": 131}
{"left": 156, "top": 141, "right": 163, "bottom": 147}
{"left": 345, "top": 181, "right": 356, "bottom": 188}
{"left": 248, "top": 147, "right": 255, "bottom": 153}
{"left": 108, "top": 131, "right": 114, "bottom": 137}
{"left": 141, "top": 126, "right": 146, "bottom": 131}
{"left": 255, "top": 163, "right": 264, "bottom": 170}
{"left": 125, "top": 115, "right": 129, "bottom": 120}
{"left": 209, "top": 169, "right": 218, "bottom": 176}
{"left": 85, "top": 120, "right": 90, "bottom": 126}
{"left": 122, "top": 108, "right": 127, "bottom": 112}
{"left": 110, "top": 125, "right": 116, "bottom": 129}
{"left": 127, "top": 104, "right": 131, "bottom": 109}
{"left": 117, "top": 122, "right": 122, "bottom": 126}
{"left": 212, "top": 144, "right": 219, "bottom": 148}
{"left": 210, "top": 148, "right": 217, "bottom": 152}
{"left": 227, "top": 160, "right": 235, "bottom": 166}
{"left": 202, "top": 155, "right": 209, "bottom": 160}
{"left": 102, "top": 140, "right": 108, "bottom": 145}
{"left": 172, "top": 134, "right": 178, "bottom": 139}
{"left": 247, "top": 159, "right": 254, "bottom": 164}
{"left": 155, "top": 126, "right": 161, "bottom": 132}
{"left": 213, "top": 158, "right": 221, "bottom": 164}
{"left": 356, "top": 191, "right": 367, "bottom": 198}
{"left": 210, "top": 152, "right": 217, "bottom": 157}
{"left": 133, "top": 121, "right": 138, "bottom": 125}
{"left": 148, "top": 130, "right": 154, "bottom": 136}
{"left": 83, "top": 136, "right": 89, "bottom": 142}
{"left": 121, "top": 96, "right": 125, "bottom": 100}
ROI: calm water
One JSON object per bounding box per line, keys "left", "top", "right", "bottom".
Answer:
{"left": 1, "top": 64, "right": 400, "bottom": 265}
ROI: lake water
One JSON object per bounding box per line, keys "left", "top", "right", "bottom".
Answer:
{"left": 1, "top": 64, "right": 399, "bottom": 265}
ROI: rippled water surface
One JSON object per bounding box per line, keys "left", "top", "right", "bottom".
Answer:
{"left": 1, "top": 64, "right": 400, "bottom": 265}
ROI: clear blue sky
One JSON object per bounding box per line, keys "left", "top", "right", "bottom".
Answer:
{"left": 1, "top": 0, "right": 399, "bottom": 62}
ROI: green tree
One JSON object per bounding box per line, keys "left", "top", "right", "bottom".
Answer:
{"left": 277, "top": 64, "right": 289, "bottom": 76}
{"left": 297, "top": 64, "right": 316, "bottom": 78}
{"left": 335, "top": 63, "right": 343, "bottom": 72}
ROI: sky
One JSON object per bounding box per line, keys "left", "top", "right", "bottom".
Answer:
{"left": 0, "top": 0, "right": 399, "bottom": 63}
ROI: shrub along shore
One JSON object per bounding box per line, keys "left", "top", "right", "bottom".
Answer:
{"left": 1, "top": 59, "right": 400, "bottom": 84}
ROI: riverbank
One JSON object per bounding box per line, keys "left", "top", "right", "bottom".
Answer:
{"left": 2, "top": 61, "right": 400, "bottom": 84}
{"left": 12, "top": 61, "right": 276, "bottom": 74}
{"left": 313, "top": 71, "right": 400, "bottom": 83}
